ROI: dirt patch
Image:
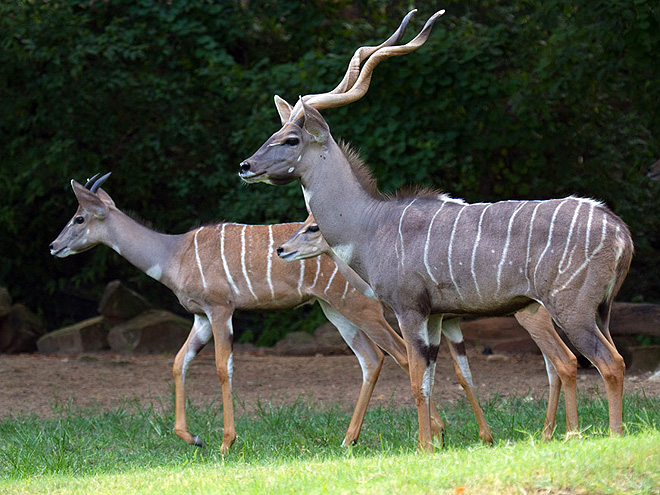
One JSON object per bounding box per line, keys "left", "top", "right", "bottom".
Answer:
{"left": 2, "top": 344, "right": 660, "bottom": 419}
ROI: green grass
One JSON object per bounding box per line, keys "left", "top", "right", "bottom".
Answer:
{"left": 1, "top": 393, "right": 660, "bottom": 494}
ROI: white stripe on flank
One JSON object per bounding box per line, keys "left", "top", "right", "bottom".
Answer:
{"left": 219, "top": 224, "right": 240, "bottom": 295}
{"left": 525, "top": 202, "right": 543, "bottom": 291}
{"left": 470, "top": 204, "right": 490, "bottom": 301}
{"left": 558, "top": 200, "right": 582, "bottom": 274}
{"left": 297, "top": 259, "right": 305, "bottom": 296}
{"left": 448, "top": 205, "right": 468, "bottom": 300}
{"left": 397, "top": 199, "right": 416, "bottom": 267}
{"left": 324, "top": 265, "right": 339, "bottom": 295}
{"left": 533, "top": 199, "right": 569, "bottom": 289}
{"left": 584, "top": 203, "right": 595, "bottom": 258}
{"left": 341, "top": 280, "right": 350, "bottom": 300}
{"left": 194, "top": 227, "right": 208, "bottom": 289}
{"left": 266, "top": 225, "right": 275, "bottom": 298}
{"left": 551, "top": 213, "right": 609, "bottom": 296}
{"left": 424, "top": 203, "right": 446, "bottom": 284}
{"left": 497, "top": 202, "right": 526, "bottom": 294}
{"left": 240, "top": 225, "right": 258, "bottom": 300}
{"left": 310, "top": 256, "right": 321, "bottom": 289}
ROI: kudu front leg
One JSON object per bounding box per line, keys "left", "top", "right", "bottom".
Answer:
{"left": 210, "top": 311, "right": 237, "bottom": 454}
{"left": 397, "top": 311, "right": 440, "bottom": 453}
{"left": 173, "top": 315, "right": 213, "bottom": 447}
{"left": 318, "top": 301, "right": 385, "bottom": 446}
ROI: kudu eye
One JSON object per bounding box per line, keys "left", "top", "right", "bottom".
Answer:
{"left": 284, "top": 137, "right": 300, "bottom": 146}
{"left": 307, "top": 225, "right": 320, "bottom": 233}
{"left": 74, "top": 216, "right": 85, "bottom": 224}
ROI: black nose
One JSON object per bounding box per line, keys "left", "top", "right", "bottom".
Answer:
{"left": 276, "top": 247, "right": 283, "bottom": 255}
{"left": 240, "top": 161, "right": 251, "bottom": 173}
{"left": 49, "top": 243, "right": 54, "bottom": 250}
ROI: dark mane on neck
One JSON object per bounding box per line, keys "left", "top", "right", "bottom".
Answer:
{"left": 338, "top": 140, "right": 383, "bottom": 199}
{"left": 338, "top": 140, "right": 447, "bottom": 202}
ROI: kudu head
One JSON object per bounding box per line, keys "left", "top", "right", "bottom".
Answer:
{"left": 276, "top": 214, "right": 328, "bottom": 261}
{"left": 49, "top": 173, "right": 114, "bottom": 258}
{"left": 239, "top": 9, "right": 444, "bottom": 186}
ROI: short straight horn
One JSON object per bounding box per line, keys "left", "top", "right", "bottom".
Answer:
{"left": 89, "top": 172, "right": 112, "bottom": 193}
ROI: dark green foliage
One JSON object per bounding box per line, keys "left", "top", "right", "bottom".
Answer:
{"left": 1, "top": 0, "right": 659, "bottom": 342}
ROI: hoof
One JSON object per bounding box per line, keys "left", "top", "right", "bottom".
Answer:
{"left": 192, "top": 435, "right": 204, "bottom": 448}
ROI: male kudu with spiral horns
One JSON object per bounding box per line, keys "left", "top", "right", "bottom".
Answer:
{"left": 239, "top": 9, "right": 634, "bottom": 451}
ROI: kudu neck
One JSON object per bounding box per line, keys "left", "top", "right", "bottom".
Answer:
{"left": 300, "top": 140, "right": 385, "bottom": 255}
{"left": 102, "top": 207, "right": 183, "bottom": 287}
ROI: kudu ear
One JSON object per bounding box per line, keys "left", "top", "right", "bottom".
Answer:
{"left": 274, "top": 95, "right": 293, "bottom": 126}
{"left": 71, "top": 180, "right": 109, "bottom": 219}
{"left": 96, "top": 188, "right": 116, "bottom": 207}
{"left": 301, "top": 100, "right": 329, "bottom": 144}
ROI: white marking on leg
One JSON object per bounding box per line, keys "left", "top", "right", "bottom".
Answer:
{"left": 324, "top": 265, "right": 339, "bottom": 295}
{"left": 471, "top": 204, "right": 490, "bottom": 300}
{"left": 240, "top": 225, "right": 258, "bottom": 300}
{"left": 227, "top": 352, "right": 234, "bottom": 389}
{"left": 194, "top": 227, "right": 208, "bottom": 289}
{"left": 267, "top": 225, "right": 275, "bottom": 298}
{"left": 448, "top": 205, "right": 468, "bottom": 300}
{"left": 397, "top": 199, "right": 416, "bottom": 267}
{"left": 497, "top": 202, "right": 526, "bottom": 294}
{"left": 558, "top": 200, "right": 582, "bottom": 274}
{"left": 297, "top": 259, "right": 305, "bottom": 296}
{"left": 533, "top": 199, "right": 569, "bottom": 289}
{"left": 441, "top": 318, "right": 463, "bottom": 343}
{"left": 219, "top": 224, "right": 240, "bottom": 294}
{"left": 424, "top": 202, "right": 446, "bottom": 284}
{"left": 543, "top": 354, "right": 558, "bottom": 388}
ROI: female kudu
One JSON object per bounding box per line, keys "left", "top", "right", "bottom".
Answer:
{"left": 239, "top": 10, "right": 633, "bottom": 451}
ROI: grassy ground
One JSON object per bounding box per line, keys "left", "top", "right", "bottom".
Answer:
{"left": 1, "top": 393, "right": 659, "bottom": 494}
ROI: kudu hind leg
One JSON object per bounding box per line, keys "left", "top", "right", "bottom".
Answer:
{"left": 319, "top": 301, "right": 385, "bottom": 446}
{"left": 173, "top": 315, "right": 213, "bottom": 447}
{"left": 440, "top": 318, "right": 493, "bottom": 444}
{"left": 550, "top": 307, "right": 625, "bottom": 435}
{"left": 514, "top": 304, "right": 578, "bottom": 439}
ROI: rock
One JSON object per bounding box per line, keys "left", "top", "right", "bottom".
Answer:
{"left": 0, "top": 304, "right": 46, "bottom": 354}
{"left": 460, "top": 316, "right": 538, "bottom": 354}
{"left": 0, "top": 288, "right": 11, "bottom": 318}
{"left": 37, "top": 316, "right": 109, "bottom": 354}
{"left": 107, "top": 309, "right": 191, "bottom": 355}
{"left": 313, "top": 323, "right": 351, "bottom": 355}
{"left": 272, "top": 331, "right": 318, "bottom": 356}
{"left": 610, "top": 302, "right": 660, "bottom": 337}
{"left": 98, "top": 280, "right": 152, "bottom": 326}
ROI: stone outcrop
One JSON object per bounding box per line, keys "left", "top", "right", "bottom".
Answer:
{"left": 271, "top": 323, "right": 351, "bottom": 356}
{"left": 37, "top": 316, "right": 109, "bottom": 354}
{"left": 107, "top": 309, "right": 191, "bottom": 355}
{"left": 98, "top": 280, "right": 152, "bottom": 327}
{"left": 0, "top": 301, "right": 45, "bottom": 354}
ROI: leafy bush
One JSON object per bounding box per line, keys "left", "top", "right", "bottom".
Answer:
{"left": 1, "top": 0, "right": 658, "bottom": 342}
